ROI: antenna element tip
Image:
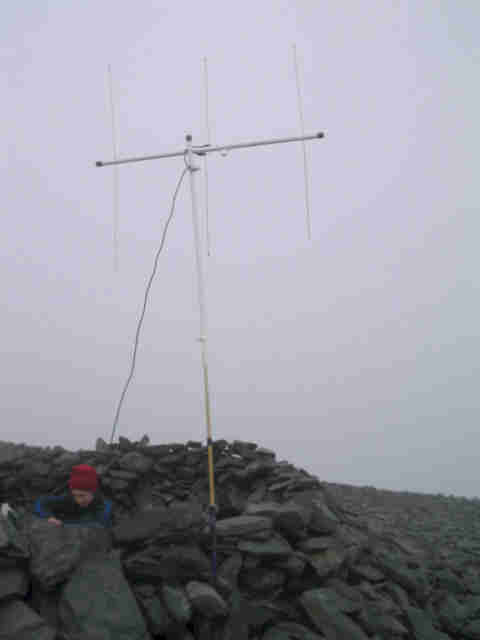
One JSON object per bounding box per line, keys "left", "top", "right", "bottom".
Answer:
{"left": 316, "top": 132, "right": 325, "bottom": 139}
{"left": 95, "top": 161, "right": 104, "bottom": 167}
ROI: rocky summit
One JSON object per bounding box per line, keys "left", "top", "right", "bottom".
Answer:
{"left": 1, "top": 436, "right": 480, "bottom": 639}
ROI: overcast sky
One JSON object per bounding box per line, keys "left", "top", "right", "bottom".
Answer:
{"left": 2, "top": 1, "right": 479, "bottom": 497}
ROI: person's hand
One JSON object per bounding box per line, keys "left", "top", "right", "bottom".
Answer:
{"left": 47, "top": 517, "right": 62, "bottom": 526}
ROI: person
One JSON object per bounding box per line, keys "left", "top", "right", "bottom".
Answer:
{"left": 34, "top": 464, "right": 112, "bottom": 528}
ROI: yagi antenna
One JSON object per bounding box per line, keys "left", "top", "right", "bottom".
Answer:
{"left": 96, "top": 128, "right": 324, "bottom": 518}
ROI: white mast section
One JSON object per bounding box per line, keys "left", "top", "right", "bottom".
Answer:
{"left": 203, "top": 58, "right": 212, "bottom": 256}
{"left": 293, "top": 44, "right": 312, "bottom": 240}
{"left": 107, "top": 64, "right": 120, "bottom": 271}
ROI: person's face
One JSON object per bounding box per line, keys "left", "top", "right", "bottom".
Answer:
{"left": 71, "top": 489, "right": 94, "bottom": 507}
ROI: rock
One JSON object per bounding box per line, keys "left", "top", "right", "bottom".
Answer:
{"left": 349, "top": 563, "right": 385, "bottom": 583}
{"left": 357, "top": 601, "right": 409, "bottom": 637}
{"left": 299, "top": 588, "right": 369, "bottom": 639}
{"left": 0, "top": 567, "right": 29, "bottom": 599}
{"left": 298, "top": 537, "right": 335, "bottom": 553}
{"left": 185, "top": 581, "right": 228, "bottom": 618}
{"left": 134, "top": 585, "right": 171, "bottom": 635}
{"left": 118, "top": 451, "right": 153, "bottom": 474}
{"left": 2, "top": 437, "right": 480, "bottom": 639}
{"left": 108, "top": 469, "right": 139, "bottom": 481}
{"left": 215, "top": 516, "right": 273, "bottom": 538}
{"left": 138, "top": 434, "right": 150, "bottom": 447}
{"left": 218, "top": 552, "right": 243, "bottom": 589}
{"left": 118, "top": 436, "right": 134, "bottom": 452}
{"left": 28, "top": 462, "right": 51, "bottom": 477}
{"left": 240, "top": 568, "right": 286, "bottom": 593}
{"left": 306, "top": 541, "right": 348, "bottom": 579}
{"left": 0, "top": 599, "right": 56, "bottom": 639}
{"left": 375, "top": 553, "right": 431, "bottom": 604}
{"left": 238, "top": 535, "right": 293, "bottom": 558}
{"left": 272, "top": 553, "right": 307, "bottom": 577}
{"left": 161, "top": 584, "right": 192, "bottom": 624}
{"left": 403, "top": 605, "right": 451, "bottom": 639}
{"left": 113, "top": 503, "right": 203, "bottom": 545}
{"left": 268, "top": 622, "right": 325, "bottom": 640}
{"left": 463, "top": 620, "right": 480, "bottom": 640}
{"left": 0, "top": 442, "right": 29, "bottom": 465}
{"left": 96, "top": 438, "right": 110, "bottom": 452}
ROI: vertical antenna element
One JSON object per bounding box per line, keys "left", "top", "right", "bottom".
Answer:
{"left": 108, "top": 64, "right": 120, "bottom": 271}
{"left": 293, "top": 44, "right": 312, "bottom": 240}
{"left": 203, "top": 57, "right": 212, "bottom": 256}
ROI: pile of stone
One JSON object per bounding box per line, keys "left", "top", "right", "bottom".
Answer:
{"left": 1, "top": 436, "right": 480, "bottom": 639}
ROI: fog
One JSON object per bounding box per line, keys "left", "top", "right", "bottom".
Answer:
{"left": 2, "top": 1, "right": 479, "bottom": 496}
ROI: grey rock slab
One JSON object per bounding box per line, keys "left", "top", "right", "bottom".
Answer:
{"left": 299, "top": 537, "right": 336, "bottom": 553}
{"left": 375, "top": 554, "right": 431, "bottom": 603}
{"left": 125, "top": 544, "right": 211, "bottom": 582}
{"left": 382, "top": 582, "right": 410, "bottom": 610}
{"left": 240, "top": 568, "right": 286, "bottom": 593}
{"left": 58, "top": 550, "right": 151, "bottom": 640}
{"left": 96, "top": 437, "right": 110, "bottom": 452}
{"left": 54, "top": 452, "right": 82, "bottom": 467}
{"left": 273, "top": 553, "right": 307, "bottom": 577}
{"left": 0, "top": 512, "right": 30, "bottom": 559}
{"left": 222, "top": 588, "right": 249, "bottom": 640}
{"left": 245, "top": 502, "right": 283, "bottom": 519}
{"left": 463, "top": 620, "right": 480, "bottom": 640}
{"left": 357, "top": 603, "right": 409, "bottom": 637}
{"left": 435, "top": 594, "right": 466, "bottom": 635}
{"left": 289, "top": 491, "right": 339, "bottom": 535}
{"left": 28, "top": 461, "right": 51, "bottom": 476}
{"left": 161, "top": 584, "right": 192, "bottom": 624}
{"left": 216, "top": 516, "right": 273, "bottom": 538}
{"left": 218, "top": 552, "right": 243, "bottom": 589}
{"left": 306, "top": 544, "right": 348, "bottom": 579}
{"left": 349, "top": 564, "right": 385, "bottom": 583}
{"left": 261, "top": 629, "right": 291, "bottom": 640}
{"left": 435, "top": 567, "right": 467, "bottom": 595}
{"left": 275, "top": 503, "right": 311, "bottom": 538}
{"left": 0, "top": 566, "right": 29, "bottom": 599}
{"left": 0, "top": 442, "right": 29, "bottom": 465}
{"left": 108, "top": 469, "right": 139, "bottom": 480}
{"left": 403, "top": 605, "right": 450, "bottom": 640}
{"left": 463, "top": 595, "right": 480, "bottom": 618}
{"left": 113, "top": 503, "right": 203, "bottom": 544}
{"left": 299, "top": 588, "right": 369, "bottom": 640}
{"left": 356, "top": 581, "right": 379, "bottom": 601}
{"left": 303, "top": 587, "right": 362, "bottom": 615}
{"left": 238, "top": 536, "right": 293, "bottom": 558}
{"left": 143, "top": 444, "right": 173, "bottom": 458}
{"left": 103, "top": 478, "right": 129, "bottom": 491}
{"left": 186, "top": 581, "right": 229, "bottom": 618}
{"left": 270, "top": 621, "right": 326, "bottom": 640}
{"left": 0, "top": 599, "right": 56, "bottom": 640}
{"left": 245, "top": 502, "right": 310, "bottom": 537}
{"left": 134, "top": 589, "right": 172, "bottom": 635}
{"left": 29, "top": 519, "right": 112, "bottom": 591}
{"left": 269, "top": 480, "right": 296, "bottom": 492}
{"left": 119, "top": 451, "right": 153, "bottom": 474}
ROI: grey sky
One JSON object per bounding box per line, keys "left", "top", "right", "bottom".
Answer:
{"left": 2, "top": 2, "right": 479, "bottom": 496}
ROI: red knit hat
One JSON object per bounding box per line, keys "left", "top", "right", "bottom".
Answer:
{"left": 69, "top": 465, "right": 98, "bottom": 492}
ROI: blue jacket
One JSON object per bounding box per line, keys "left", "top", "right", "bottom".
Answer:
{"left": 34, "top": 493, "right": 112, "bottom": 528}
